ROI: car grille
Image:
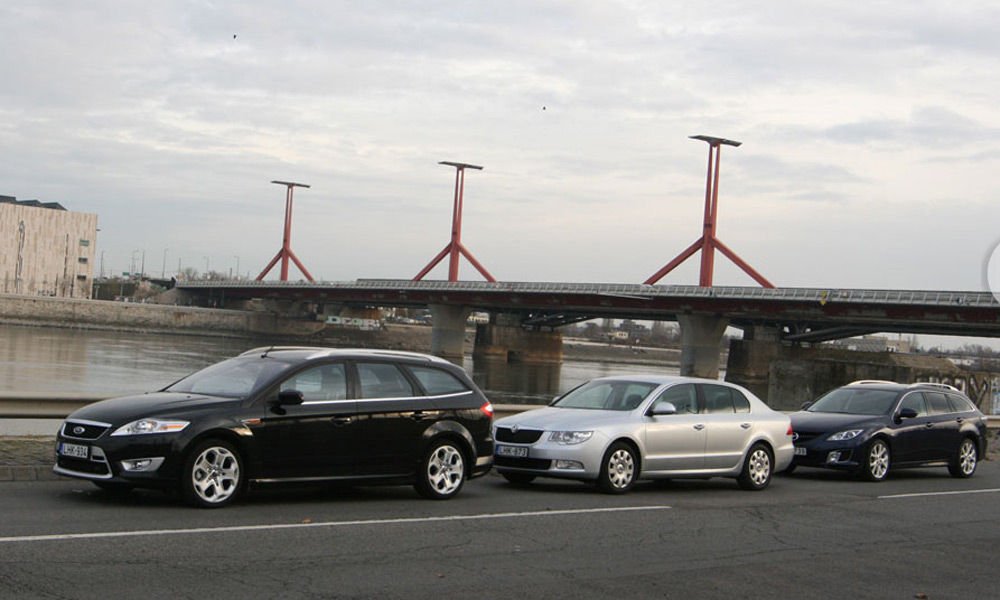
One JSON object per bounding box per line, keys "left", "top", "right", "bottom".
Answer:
{"left": 495, "top": 427, "right": 544, "bottom": 444}
{"left": 56, "top": 455, "right": 111, "bottom": 477}
{"left": 61, "top": 421, "right": 111, "bottom": 440}
{"left": 793, "top": 431, "right": 823, "bottom": 444}
{"left": 495, "top": 456, "right": 552, "bottom": 470}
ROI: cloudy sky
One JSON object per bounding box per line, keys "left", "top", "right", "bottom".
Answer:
{"left": 2, "top": 1, "right": 999, "bottom": 292}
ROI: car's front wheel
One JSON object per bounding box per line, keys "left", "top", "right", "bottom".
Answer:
{"left": 181, "top": 439, "right": 244, "bottom": 508}
{"left": 738, "top": 443, "right": 773, "bottom": 491}
{"left": 948, "top": 438, "right": 978, "bottom": 478}
{"left": 597, "top": 442, "right": 638, "bottom": 494}
{"left": 859, "top": 438, "right": 890, "bottom": 482}
{"left": 415, "top": 439, "right": 466, "bottom": 499}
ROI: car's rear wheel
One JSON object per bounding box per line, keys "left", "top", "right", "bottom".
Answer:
{"left": 501, "top": 472, "right": 536, "bottom": 486}
{"left": 181, "top": 439, "right": 244, "bottom": 508}
{"left": 859, "top": 438, "right": 890, "bottom": 482}
{"left": 415, "top": 439, "right": 466, "bottom": 499}
{"left": 738, "top": 443, "right": 773, "bottom": 491}
{"left": 597, "top": 442, "right": 638, "bottom": 494}
{"left": 948, "top": 438, "right": 978, "bottom": 478}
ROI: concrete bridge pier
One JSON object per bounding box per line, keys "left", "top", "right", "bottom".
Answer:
{"left": 430, "top": 304, "right": 470, "bottom": 362}
{"left": 473, "top": 313, "right": 562, "bottom": 363}
{"left": 678, "top": 314, "right": 729, "bottom": 378}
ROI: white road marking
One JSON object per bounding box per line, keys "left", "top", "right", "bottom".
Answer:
{"left": 0, "top": 505, "right": 670, "bottom": 544}
{"left": 878, "top": 488, "right": 1000, "bottom": 500}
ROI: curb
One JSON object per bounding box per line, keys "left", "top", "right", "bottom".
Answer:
{"left": 0, "top": 466, "right": 65, "bottom": 482}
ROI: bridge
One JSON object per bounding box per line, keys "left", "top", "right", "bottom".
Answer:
{"left": 175, "top": 278, "right": 1000, "bottom": 377}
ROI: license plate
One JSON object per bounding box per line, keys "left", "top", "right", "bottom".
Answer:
{"left": 794, "top": 446, "right": 807, "bottom": 456}
{"left": 496, "top": 445, "right": 528, "bottom": 458}
{"left": 59, "top": 442, "right": 89, "bottom": 459}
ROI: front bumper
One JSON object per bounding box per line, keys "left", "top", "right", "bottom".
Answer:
{"left": 493, "top": 434, "right": 607, "bottom": 480}
{"left": 54, "top": 431, "right": 185, "bottom": 487}
{"left": 791, "top": 436, "right": 865, "bottom": 471}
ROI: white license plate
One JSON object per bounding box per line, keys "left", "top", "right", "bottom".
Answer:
{"left": 59, "top": 442, "right": 89, "bottom": 459}
{"left": 794, "top": 446, "right": 807, "bottom": 456}
{"left": 496, "top": 445, "right": 528, "bottom": 458}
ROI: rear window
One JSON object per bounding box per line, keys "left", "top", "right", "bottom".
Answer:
{"left": 946, "top": 393, "right": 977, "bottom": 414}
{"left": 702, "top": 385, "right": 735, "bottom": 414}
{"left": 924, "top": 392, "right": 953, "bottom": 415}
{"left": 407, "top": 366, "right": 469, "bottom": 395}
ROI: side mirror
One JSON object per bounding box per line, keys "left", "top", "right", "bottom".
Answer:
{"left": 650, "top": 401, "right": 677, "bottom": 416}
{"left": 896, "top": 407, "right": 918, "bottom": 423}
{"left": 278, "top": 389, "right": 304, "bottom": 406}
{"left": 800, "top": 401, "right": 813, "bottom": 410}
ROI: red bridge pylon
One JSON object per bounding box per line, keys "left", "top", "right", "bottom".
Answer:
{"left": 257, "top": 180, "right": 315, "bottom": 282}
{"left": 414, "top": 161, "right": 496, "bottom": 282}
{"left": 644, "top": 136, "right": 774, "bottom": 288}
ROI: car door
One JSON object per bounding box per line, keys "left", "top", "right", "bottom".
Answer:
{"left": 891, "top": 392, "right": 933, "bottom": 464}
{"left": 643, "top": 383, "right": 707, "bottom": 472}
{"left": 923, "top": 391, "right": 962, "bottom": 460}
{"left": 351, "top": 361, "right": 436, "bottom": 477}
{"left": 252, "top": 361, "right": 357, "bottom": 480}
{"left": 700, "top": 384, "right": 756, "bottom": 470}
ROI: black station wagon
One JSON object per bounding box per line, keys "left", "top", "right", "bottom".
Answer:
{"left": 54, "top": 348, "right": 495, "bottom": 507}
{"left": 789, "top": 381, "right": 988, "bottom": 481}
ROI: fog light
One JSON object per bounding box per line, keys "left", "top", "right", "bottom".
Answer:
{"left": 120, "top": 457, "right": 164, "bottom": 472}
{"left": 554, "top": 460, "right": 584, "bottom": 470}
{"left": 826, "top": 451, "right": 842, "bottom": 464}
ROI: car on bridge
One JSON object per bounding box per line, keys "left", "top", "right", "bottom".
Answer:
{"left": 788, "top": 381, "right": 988, "bottom": 481}
{"left": 492, "top": 375, "right": 794, "bottom": 493}
{"left": 54, "top": 347, "right": 495, "bottom": 507}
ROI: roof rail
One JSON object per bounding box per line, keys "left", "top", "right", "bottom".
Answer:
{"left": 909, "top": 382, "right": 960, "bottom": 392}
{"left": 238, "top": 346, "right": 329, "bottom": 356}
{"left": 848, "top": 380, "right": 897, "bottom": 385}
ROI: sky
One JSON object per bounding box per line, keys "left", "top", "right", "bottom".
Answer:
{"left": 2, "top": 1, "right": 999, "bottom": 294}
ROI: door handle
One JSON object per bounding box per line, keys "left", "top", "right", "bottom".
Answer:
{"left": 924, "top": 423, "right": 934, "bottom": 428}
{"left": 693, "top": 424, "right": 705, "bottom": 431}
{"left": 956, "top": 418, "right": 964, "bottom": 424}
{"left": 740, "top": 423, "right": 752, "bottom": 429}
{"left": 411, "top": 411, "right": 429, "bottom": 421}
{"left": 331, "top": 416, "right": 353, "bottom": 426}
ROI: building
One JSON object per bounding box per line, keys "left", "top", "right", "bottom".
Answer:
{"left": 0, "top": 195, "right": 97, "bottom": 299}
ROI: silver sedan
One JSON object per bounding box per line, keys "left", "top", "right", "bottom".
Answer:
{"left": 493, "top": 375, "right": 794, "bottom": 493}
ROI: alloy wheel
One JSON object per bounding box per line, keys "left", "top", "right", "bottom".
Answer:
{"left": 191, "top": 445, "right": 240, "bottom": 505}
{"left": 606, "top": 448, "right": 635, "bottom": 490}
{"left": 426, "top": 443, "right": 465, "bottom": 496}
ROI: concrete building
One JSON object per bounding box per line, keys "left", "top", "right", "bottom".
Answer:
{"left": 0, "top": 195, "right": 97, "bottom": 299}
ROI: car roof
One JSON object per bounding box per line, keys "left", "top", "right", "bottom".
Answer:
{"left": 237, "top": 346, "right": 454, "bottom": 365}
{"left": 588, "top": 374, "right": 733, "bottom": 386}
{"left": 842, "top": 380, "right": 963, "bottom": 394}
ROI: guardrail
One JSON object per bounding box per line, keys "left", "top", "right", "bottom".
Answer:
{"left": 2, "top": 394, "right": 998, "bottom": 428}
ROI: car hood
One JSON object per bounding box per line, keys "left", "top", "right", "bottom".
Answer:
{"left": 67, "top": 392, "right": 242, "bottom": 425}
{"left": 496, "top": 406, "right": 628, "bottom": 431}
{"left": 790, "top": 411, "right": 886, "bottom": 433}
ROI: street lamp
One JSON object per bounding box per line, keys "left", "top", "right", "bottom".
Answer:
{"left": 162, "top": 248, "right": 168, "bottom": 278}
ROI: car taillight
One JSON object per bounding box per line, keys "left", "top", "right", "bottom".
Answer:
{"left": 787, "top": 425, "right": 794, "bottom": 437}
{"left": 480, "top": 401, "right": 494, "bottom": 418}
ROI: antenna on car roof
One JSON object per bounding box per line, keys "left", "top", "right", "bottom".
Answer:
{"left": 261, "top": 346, "right": 275, "bottom": 358}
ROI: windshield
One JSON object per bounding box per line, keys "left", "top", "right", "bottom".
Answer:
{"left": 164, "top": 356, "right": 294, "bottom": 398}
{"left": 807, "top": 388, "right": 899, "bottom": 416}
{"left": 553, "top": 380, "right": 658, "bottom": 411}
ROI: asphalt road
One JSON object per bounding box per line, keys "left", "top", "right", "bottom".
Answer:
{"left": 1, "top": 464, "right": 999, "bottom": 600}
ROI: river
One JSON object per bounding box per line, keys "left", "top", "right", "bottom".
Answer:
{"left": 0, "top": 323, "right": 678, "bottom": 405}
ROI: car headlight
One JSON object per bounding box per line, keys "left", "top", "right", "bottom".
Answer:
{"left": 827, "top": 429, "right": 864, "bottom": 441}
{"left": 111, "top": 419, "right": 190, "bottom": 436}
{"left": 548, "top": 431, "right": 593, "bottom": 445}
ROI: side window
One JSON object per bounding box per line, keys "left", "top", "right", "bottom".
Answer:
{"left": 652, "top": 384, "right": 698, "bottom": 414}
{"left": 701, "top": 385, "right": 735, "bottom": 414}
{"left": 407, "top": 366, "right": 469, "bottom": 395}
{"left": 898, "top": 393, "right": 928, "bottom": 417}
{"left": 732, "top": 389, "right": 751, "bottom": 413}
{"left": 279, "top": 363, "right": 347, "bottom": 402}
{"left": 946, "top": 394, "right": 976, "bottom": 413}
{"left": 924, "top": 392, "right": 952, "bottom": 415}
{"left": 357, "top": 362, "right": 415, "bottom": 399}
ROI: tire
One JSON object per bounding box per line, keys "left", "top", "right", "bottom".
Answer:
{"left": 181, "top": 439, "right": 244, "bottom": 508}
{"left": 415, "top": 439, "right": 466, "bottom": 500}
{"left": 948, "top": 438, "right": 978, "bottom": 478}
{"left": 859, "top": 438, "right": 890, "bottom": 482}
{"left": 92, "top": 481, "right": 133, "bottom": 494}
{"left": 738, "top": 443, "right": 773, "bottom": 491}
{"left": 597, "top": 442, "right": 638, "bottom": 494}
{"left": 501, "top": 472, "right": 536, "bottom": 486}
